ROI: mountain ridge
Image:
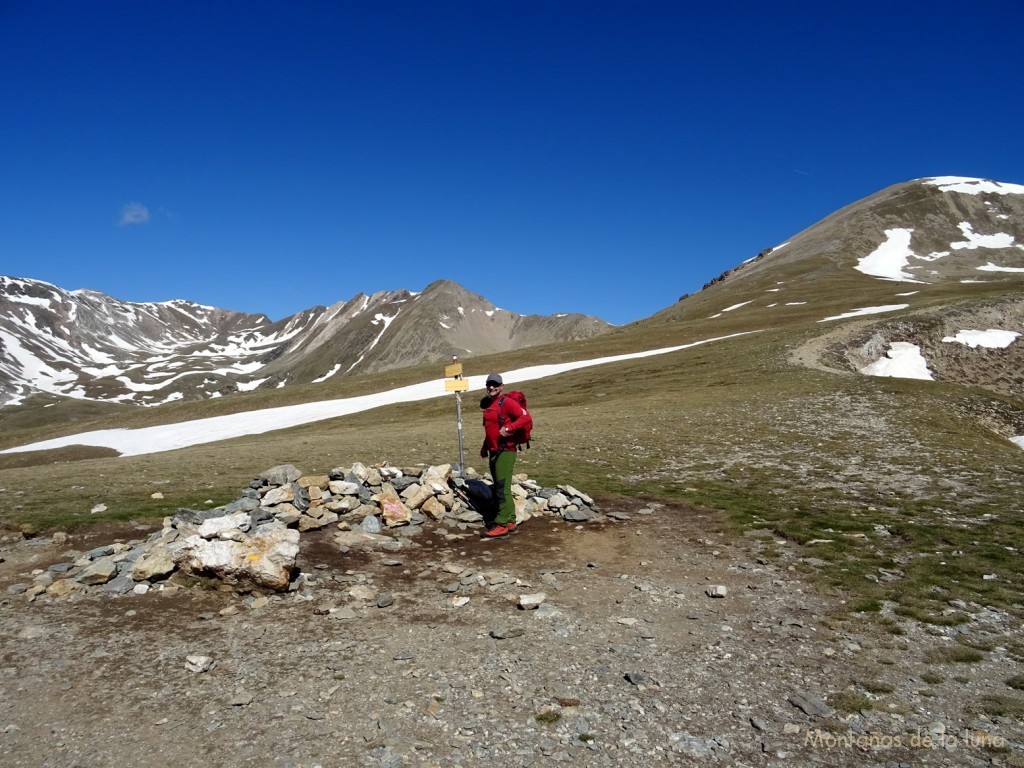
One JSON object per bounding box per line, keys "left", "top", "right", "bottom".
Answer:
{"left": 0, "top": 276, "right": 611, "bottom": 408}
{"left": 2, "top": 175, "right": 1022, "bottom": 442}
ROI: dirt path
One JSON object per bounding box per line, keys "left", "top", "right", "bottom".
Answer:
{"left": 1, "top": 500, "right": 1019, "bottom": 767}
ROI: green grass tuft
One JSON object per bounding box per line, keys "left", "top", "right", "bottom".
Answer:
{"left": 923, "top": 646, "right": 985, "bottom": 664}
{"left": 830, "top": 691, "right": 873, "bottom": 713}
{"left": 1005, "top": 675, "right": 1024, "bottom": 690}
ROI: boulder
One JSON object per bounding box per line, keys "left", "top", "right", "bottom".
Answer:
{"left": 131, "top": 546, "right": 177, "bottom": 581}
{"left": 175, "top": 524, "right": 299, "bottom": 591}
{"left": 261, "top": 484, "right": 295, "bottom": 506}
{"left": 420, "top": 496, "right": 446, "bottom": 521}
{"left": 298, "top": 511, "right": 339, "bottom": 532}
{"left": 297, "top": 474, "right": 329, "bottom": 490}
{"left": 378, "top": 494, "right": 412, "bottom": 527}
{"left": 401, "top": 483, "right": 434, "bottom": 510}
{"left": 197, "top": 512, "right": 251, "bottom": 539}
{"left": 547, "top": 492, "right": 569, "bottom": 510}
{"left": 78, "top": 557, "right": 118, "bottom": 586}
{"left": 258, "top": 464, "right": 302, "bottom": 486}
{"left": 328, "top": 480, "right": 361, "bottom": 496}
{"left": 272, "top": 503, "right": 301, "bottom": 526}
{"left": 46, "top": 579, "right": 82, "bottom": 598}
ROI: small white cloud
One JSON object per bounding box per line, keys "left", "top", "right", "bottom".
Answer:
{"left": 119, "top": 201, "right": 151, "bottom": 226}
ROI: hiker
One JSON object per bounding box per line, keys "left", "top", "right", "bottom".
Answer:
{"left": 479, "top": 373, "right": 530, "bottom": 538}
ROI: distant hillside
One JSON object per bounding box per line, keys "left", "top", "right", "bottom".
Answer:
{"left": 647, "top": 176, "right": 1024, "bottom": 405}
{"left": 0, "top": 277, "right": 611, "bottom": 408}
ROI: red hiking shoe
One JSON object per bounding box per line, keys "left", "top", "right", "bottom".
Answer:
{"left": 482, "top": 523, "right": 511, "bottom": 539}
{"left": 506, "top": 522, "right": 518, "bottom": 534}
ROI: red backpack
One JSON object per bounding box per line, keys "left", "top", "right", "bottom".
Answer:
{"left": 498, "top": 391, "right": 533, "bottom": 449}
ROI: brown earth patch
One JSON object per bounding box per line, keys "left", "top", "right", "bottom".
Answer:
{"left": 1, "top": 498, "right": 1021, "bottom": 767}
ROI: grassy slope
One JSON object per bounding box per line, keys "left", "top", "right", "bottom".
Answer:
{"left": 1, "top": 267, "right": 1022, "bottom": 625}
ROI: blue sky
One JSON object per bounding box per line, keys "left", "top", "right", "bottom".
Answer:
{"left": 2, "top": 1, "right": 1022, "bottom": 326}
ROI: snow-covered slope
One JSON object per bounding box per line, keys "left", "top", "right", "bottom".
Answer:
{"left": 0, "top": 277, "right": 611, "bottom": 407}
{"left": 0, "top": 277, "right": 275, "bottom": 406}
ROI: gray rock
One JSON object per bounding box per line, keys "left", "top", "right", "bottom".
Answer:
{"left": 221, "top": 496, "right": 260, "bottom": 515}
{"left": 625, "top": 672, "right": 650, "bottom": 686}
{"left": 559, "top": 484, "right": 594, "bottom": 505}
{"left": 258, "top": 464, "right": 302, "bottom": 486}
{"left": 328, "top": 479, "right": 361, "bottom": 496}
{"left": 131, "top": 546, "right": 176, "bottom": 582}
{"left": 391, "top": 476, "right": 418, "bottom": 493}
{"left": 185, "top": 655, "right": 214, "bottom": 673}
{"left": 546, "top": 492, "right": 569, "bottom": 509}
{"left": 562, "top": 506, "right": 597, "bottom": 522}
{"left": 102, "top": 574, "right": 136, "bottom": 595}
{"left": 490, "top": 628, "right": 525, "bottom": 640}
{"left": 668, "top": 732, "right": 721, "bottom": 759}
{"left": 788, "top": 692, "right": 834, "bottom": 718}
{"left": 173, "top": 507, "right": 233, "bottom": 527}
{"left": 78, "top": 556, "right": 117, "bottom": 585}
{"left": 518, "top": 593, "right": 547, "bottom": 610}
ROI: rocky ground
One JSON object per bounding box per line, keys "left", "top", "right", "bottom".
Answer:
{"left": 1, "top": 498, "right": 1022, "bottom": 768}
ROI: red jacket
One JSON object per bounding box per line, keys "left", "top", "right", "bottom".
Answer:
{"left": 481, "top": 392, "right": 530, "bottom": 453}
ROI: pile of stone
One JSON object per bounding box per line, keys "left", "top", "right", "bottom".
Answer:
{"left": 11, "top": 462, "right": 601, "bottom": 601}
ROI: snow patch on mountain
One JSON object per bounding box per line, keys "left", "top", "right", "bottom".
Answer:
{"left": 860, "top": 342, "right": 934, "bottom": 380}
{"left": 924, "top": 177, "right": 1024, "bottom": 195}
{"left": 942, "top": 329, "right": 1020, "bottom": 348}
{"left": 0, "top": 331, "right": 759, "bottom": 457}
{"left": 978, "top": 263, "right": 1024, "bottom": 273}
{"left": 855, "top": 229, "right": 925, "bottom": 282}
{"left": 819, "top": 305, "right": 909, "bottom": 323}
{"left": 952, "top": 223, "right": 1021, "bottom": 251}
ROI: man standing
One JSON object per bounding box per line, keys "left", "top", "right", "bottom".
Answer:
{"left": 479, "top": 373, "right": 530, "bottom": 538}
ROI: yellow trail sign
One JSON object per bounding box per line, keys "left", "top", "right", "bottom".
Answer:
{"left": 445, "top": 357, "right": 468, "bottom": 471}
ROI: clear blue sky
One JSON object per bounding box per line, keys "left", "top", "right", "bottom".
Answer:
{"left": 2, "top": 1, "right": 1022, "bottom": 326}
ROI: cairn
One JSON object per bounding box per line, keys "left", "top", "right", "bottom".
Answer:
{"left": 13, "top": 462, "right": 601, "bottom": 600}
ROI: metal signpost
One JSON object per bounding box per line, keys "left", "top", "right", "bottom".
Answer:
{"left": 444, "top": 355, "right": 469, "bottom": 474}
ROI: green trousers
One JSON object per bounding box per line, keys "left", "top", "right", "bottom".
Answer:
{"left": 488, "top": 449, "right": 517, "bottom": 525}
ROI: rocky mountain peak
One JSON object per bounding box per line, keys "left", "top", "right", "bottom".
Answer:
{"left": 0, "top": 277, "right": 611, "bottom": 408}
{"left": 725, "top": 175, "right": 1024, "bottom": 288}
